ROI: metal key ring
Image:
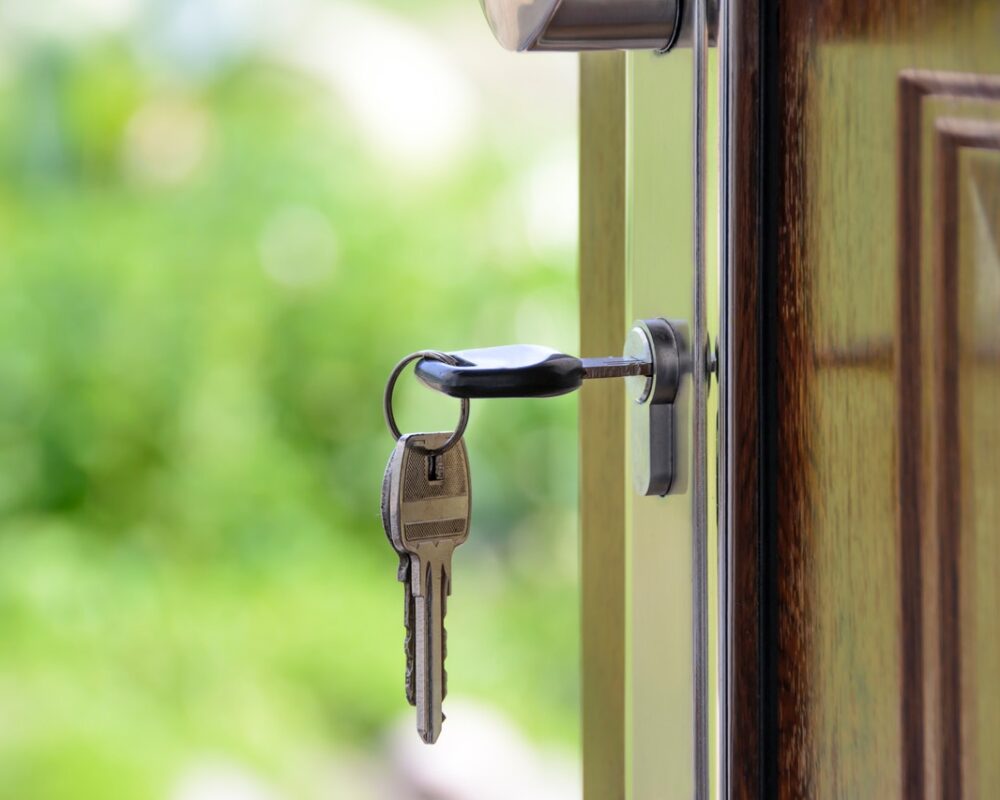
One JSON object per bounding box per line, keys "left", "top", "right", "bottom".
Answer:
{"left": 383, "top": 350, "right": 470, "bottom": 455}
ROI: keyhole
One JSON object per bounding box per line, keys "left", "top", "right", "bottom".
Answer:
{"left": 426, "top": 454, "right": 443, "bottom": 483}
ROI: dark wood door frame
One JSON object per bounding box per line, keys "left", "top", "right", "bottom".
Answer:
{"left": 722, "top": 0, "right": 765, "bottom": 796}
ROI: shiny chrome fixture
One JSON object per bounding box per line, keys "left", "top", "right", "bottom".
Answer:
{"left": 479, "top": 0, "right": 716, "bottom": 52}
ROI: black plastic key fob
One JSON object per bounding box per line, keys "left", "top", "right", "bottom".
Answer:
{"left": 415, "top": 345, "right": 584, "bottom": 399}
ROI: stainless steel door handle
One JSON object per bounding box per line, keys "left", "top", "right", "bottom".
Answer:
{"left": 479, "top": 0, "right": 716, "bottom": 52}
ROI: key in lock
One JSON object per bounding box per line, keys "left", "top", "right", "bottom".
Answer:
{"left": 414, "top": 318, "right": 687, "bottom": 496}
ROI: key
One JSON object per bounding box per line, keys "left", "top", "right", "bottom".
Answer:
{"left": 381, "top": 450, "right": 417, "bottom": 707}
{"left": 413, "top": 344, "right": 652, "bottom": 399}
{"left": 383, "top": 431, "right": 471, "bottom": 744}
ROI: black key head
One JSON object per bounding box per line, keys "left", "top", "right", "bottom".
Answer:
{"left": 415, "top": 345, "right": 584, "bottom": 399}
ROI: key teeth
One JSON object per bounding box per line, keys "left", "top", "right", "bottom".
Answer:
{"left": 405, "top": 668, "right": 416, "bottom": 706}
{"left": 405, "top": 643, "right": 416, "bottom": 706}
{"left": 405, "top": 641, "right": 416, "bottom": 707}
{"left": 441, "top": 577, "right": 447, "bottom": 702}
{"left": 403, "top": 581, "right": 417, "bottom": 706}
{"left": 442, "top": 626, "right": 448, "bottom": 700}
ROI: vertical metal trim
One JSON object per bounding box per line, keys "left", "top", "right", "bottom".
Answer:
{"left": 718, "top": 0, "right": 734, "bottom": 792}
{"left": 692, "top": 0, "right": 710, "bottom": 797}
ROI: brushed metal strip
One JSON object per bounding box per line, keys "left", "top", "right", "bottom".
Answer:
{"left": 691, "top": 0, "right": 710, "bottom": 797}
{"left": 718, "top": 0, "right": 734, "bottom": 794}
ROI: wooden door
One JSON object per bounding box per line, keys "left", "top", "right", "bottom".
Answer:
{"left": 578, "top": 1, "right": 1000, "bottom": 798}
{"left": 723, "top": 0, "right": 1000, "bottom": 797}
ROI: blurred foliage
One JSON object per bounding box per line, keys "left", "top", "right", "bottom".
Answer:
{"left": 0, "top": 2, "right": 579, "bottom": 796}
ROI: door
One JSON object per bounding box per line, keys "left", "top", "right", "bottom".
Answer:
{"left": 721, "top": 1, "right": 1000, "bottom": 797}
{"left": 573, "top": 0, "right": 1000, "bottom": 798}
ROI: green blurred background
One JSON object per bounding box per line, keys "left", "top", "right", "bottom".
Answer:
{"left": 0, "top": 0, "right": 580, "bottom": 796}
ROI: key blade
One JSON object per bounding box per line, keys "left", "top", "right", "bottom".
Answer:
{"left": 579, "top": 355, "right": 652, "bottom": 380}
{"left": 414, "top": 560, "right": 447, "bottom": 744}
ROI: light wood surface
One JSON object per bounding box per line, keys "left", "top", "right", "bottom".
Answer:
{"left": 579, "top": 51, "right": 627, "bottom": 800}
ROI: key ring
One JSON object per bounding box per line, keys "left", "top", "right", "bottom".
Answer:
{"left": 383, "top": 350, "right": 470, "bottom": 455}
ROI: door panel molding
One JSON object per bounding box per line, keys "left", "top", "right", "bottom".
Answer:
{"left": 897, "top": 70, "right": 1000, "bottom": 799}
{"left": 933, "top": 116, "right": 1000, "bottom": 800}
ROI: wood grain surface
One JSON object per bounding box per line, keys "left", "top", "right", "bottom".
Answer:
{"left": 747, "top": 2, "right": 1000, "bottom": 797}
{"left": 579, "top": 51, "right": 627, "bottom": 800}
{"left": 721, "top": 0, "right": 763, "bottom": 797}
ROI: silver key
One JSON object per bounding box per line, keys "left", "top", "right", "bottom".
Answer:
{"left": 383, "top": 431, "right": 471, "bottom": 744}
{"left": 381, "top": 450, "right": 417, "bottom": 707}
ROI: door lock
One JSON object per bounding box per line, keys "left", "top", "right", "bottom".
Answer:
{"left": 413, "top": 318, "right": 685, "bottom": 496}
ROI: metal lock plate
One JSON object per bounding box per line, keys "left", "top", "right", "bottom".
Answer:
{"left": 625, "top": 318, "right": 685, "bottom": 496}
